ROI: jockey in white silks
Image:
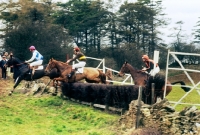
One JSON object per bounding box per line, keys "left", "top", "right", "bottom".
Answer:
{"left": 141, "top": 55, "right": 160, "bottom": 76}
{"left": 25, "top": 45, "right": 43, "bottom": 76}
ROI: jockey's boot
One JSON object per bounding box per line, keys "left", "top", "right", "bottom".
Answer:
{"left": 67, "top": 69, "right": 76, "bottom": 79}
{"left": 28, "top": 69, "right": 32, "bottom": 75}
{"left": 67, "top": 71, "right": 74, "bottom": 79}
{"left": 28, "top": 69, "right": 33, "bottom": 80}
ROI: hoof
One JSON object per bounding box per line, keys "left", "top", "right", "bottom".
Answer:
{"left": 52, "top": 92, "right": 57, "bottom": 96}
{"left": 8, "top": 91, "right": 13, "bottom": 96}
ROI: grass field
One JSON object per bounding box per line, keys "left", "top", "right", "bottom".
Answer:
{"left": 166, "top": 86, "right": 200, "bottom": 111}
{"left": 0, "top": 76, "right": 121, "bottom": 135}
{"left": 0, "top": 94, "right": 120, "bottom": 135}
{"left": 0, "top": 71, "right": 200, "bottom": 135}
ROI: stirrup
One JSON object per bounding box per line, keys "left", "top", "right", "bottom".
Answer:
{"left": 68, "top": 74, "right": 72, "bottom": 79}
{"left": 67, "top": 70, "right": 75, "bottom": 79}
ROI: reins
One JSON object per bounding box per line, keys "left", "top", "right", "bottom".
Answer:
{"left": 15, "top": 62, "right": 26, "bottom": 66}
{"left": 8, "top": 57, "right": 27, "bottom": 67}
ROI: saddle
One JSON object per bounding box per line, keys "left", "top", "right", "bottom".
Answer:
{"left": 75, "top": 67, "right": 84, "bottom": 74}
{"left": 67, "top": 67, "right": 84, "bottom": 79}
{"left": 27, "top": 65, "right": 44, "bottom": 77}
{"left": 34, "top": 65, "right": 44, "bottom": 70}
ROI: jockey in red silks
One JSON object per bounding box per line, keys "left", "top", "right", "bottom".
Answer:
{"left": 25, "top": 45, "right": 43, "bottom": 76}
{"left": 66, "top": 46, "right": 86, "bottom": 78}
{"left": 141, "top": 54, "right": 160, "bottom": 76}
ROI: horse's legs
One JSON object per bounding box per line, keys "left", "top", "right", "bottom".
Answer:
{"left": 53, "top": 77, "right": 67, "bottom": 85}
{"left": 85, "top": 78, "right": 101, "bottom": 83}
{"left": 9, "top": 75, "right": 24, "bottom": 96}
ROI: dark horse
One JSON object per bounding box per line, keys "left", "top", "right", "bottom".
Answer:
{"left": 45, "top": 58, "right": 106, "bottom": 84}
{"left": 118, "top": 62, "right": 190, "bottom": 100}
{"left": 6, "top": 56, "right": 60, "bottom": 95}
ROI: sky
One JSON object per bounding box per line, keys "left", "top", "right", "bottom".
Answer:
{"left": 161, "top": 0, "right": 200, "bottom": 44}
{"left": 0, "top": 0, "right": 200, "bottom": 44}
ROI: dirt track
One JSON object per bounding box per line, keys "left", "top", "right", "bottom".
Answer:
{"left": 0, "top": 70, "right": 53, "bottom": 96}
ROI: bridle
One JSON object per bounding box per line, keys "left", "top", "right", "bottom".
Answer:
{"left": 46, "top": 61, "right": 55, "bottom": 72}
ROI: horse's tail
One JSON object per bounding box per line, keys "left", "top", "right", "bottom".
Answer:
{"left": 98, "top": 70, "right": 106, "bottom": 84}
{"left": 171, "top": 81, "right": 190, "bottom": 92}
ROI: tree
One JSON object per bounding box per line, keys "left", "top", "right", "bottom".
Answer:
{"left": 53, "top": 0, "right": 112, "bottom": 55}
{"left": 193, "top": 17, "right": 200, "bottom": 44}
{"left": 168, "top": 21, "right": 186, "bottom": 52}
{"left": 117, "top": 0, "right": 167, "bottom": 58}
{"left": 1, "top": 1, "right": 71, "bottom": 63}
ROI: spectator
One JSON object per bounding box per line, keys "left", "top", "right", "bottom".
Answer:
{"left": 0, "top": 56, "right": 7, "bottom": 79}
{"left": 4, "top": 52, "right": 9, "bottom": 59}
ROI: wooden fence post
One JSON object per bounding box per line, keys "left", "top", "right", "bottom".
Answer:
{"left": 151, "top": 83, "right": 155, "bottom": 105}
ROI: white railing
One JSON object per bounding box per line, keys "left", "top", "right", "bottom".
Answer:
{"left": 165, "top": 50, "right": 200, "bottom": 108}
{"left": 73, "top": 56, "right": 134, "bottom": 85}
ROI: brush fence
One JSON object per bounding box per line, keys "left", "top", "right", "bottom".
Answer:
{"left": 61, "top": 82, "right": 153, "bottom": 112}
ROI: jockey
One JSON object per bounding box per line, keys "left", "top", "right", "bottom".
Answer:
{"left": 25, "top": 45, "right": 43, "bottom": 76}
{"left": 66, "top": 46, "right": 86, "bottom": 78}
{"left": 141, "top": 54, "right": 160, "bottom": 76}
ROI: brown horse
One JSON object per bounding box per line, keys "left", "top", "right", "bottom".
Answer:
{"left": 45, "top": 58, "right": 106, "bottom": 84}
{"left": 118, "top": 62, "right": 190, "bottom": 99}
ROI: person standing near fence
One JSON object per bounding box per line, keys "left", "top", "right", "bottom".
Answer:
{"left": 0, "top": 55, "right": 7, "bottom": 79}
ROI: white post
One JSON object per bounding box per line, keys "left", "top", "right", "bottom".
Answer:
{"left": 153, "top": 50, "right": 159, "bottom": 76}
{"left": 103, "top": 58, "right": 105, "bottom": 73}
{"left": 164, "top": 50, "right": 170, "bottom": 98}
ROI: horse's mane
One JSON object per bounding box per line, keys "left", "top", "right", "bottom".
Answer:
{"left": 126, "top": 63, "right": 147, "bottom": 76}
{"left": 53, "top": 59, "right": 68, "bottom": 65}
{"left": 12, "top": 57, "right": 24, "bottom": 63}
{"left": 7, "top": 57, "right": 25, "bottom": 67}
{"left": 147, "top": 73, "right": 165, "bottom": 90}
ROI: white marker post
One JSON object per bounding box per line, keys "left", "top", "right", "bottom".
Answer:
{"left": 153, "top": 50, "right": 159, "bottom": 76}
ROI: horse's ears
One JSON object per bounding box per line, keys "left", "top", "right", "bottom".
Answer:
{"left": 125, "top": 61, "right": 128, "bottom": 64}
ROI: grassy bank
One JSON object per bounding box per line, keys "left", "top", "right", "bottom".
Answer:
{"left": 0, "top": 94, "right": 120, "bottom": 135}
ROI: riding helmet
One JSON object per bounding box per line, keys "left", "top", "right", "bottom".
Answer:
{"left": 142, "top": 55, "right": 149, "bottom": 60}
{"left": 74, "top": 47, "right": 80, "bottom": 52}
{"left": 29, "top": 45, "right": 36, "bottom": 50}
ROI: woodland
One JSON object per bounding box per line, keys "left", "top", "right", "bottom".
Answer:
{"left": 1, "top": 0, "right": 200, "bottom": 70}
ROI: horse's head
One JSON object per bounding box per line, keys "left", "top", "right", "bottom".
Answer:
{"left": 45, "top": 58, "right": 57, "bottom": 73}
{"left": 5, "top": 56, "right": 14, "bottom": 68}
{"left": 118, "top": 61, "right": 130, "bottom": 77}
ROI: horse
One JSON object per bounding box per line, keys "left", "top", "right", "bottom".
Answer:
{"left": 105, "top": 68, "right": 113, "bottom": 84}
{"left": 118, "top": 61, "right": 190, "bottom": 101}
{"left": 5, "top": 56, "right": 60, "bottom": 95}
{"left": 45, "top": 58, "right": 107, "bottom": 84}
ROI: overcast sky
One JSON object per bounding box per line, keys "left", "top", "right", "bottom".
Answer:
{"left": 161, "top": 0, "right": 200, "bottom": 44}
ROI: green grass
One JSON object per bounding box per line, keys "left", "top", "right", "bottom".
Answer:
{"left": 166, "top": 86, "right": 200, "bottom": 111}
{"left": 0, "top": 94, "right": 120, "bottom": 135}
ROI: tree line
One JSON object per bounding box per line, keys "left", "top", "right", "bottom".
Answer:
{"left": 0, "top": 0, "right": 200, "bottom": 70}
